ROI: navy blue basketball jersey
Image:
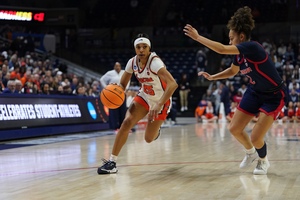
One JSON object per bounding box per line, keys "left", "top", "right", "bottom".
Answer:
{"left": 233, "top": 41, "right": 282, "bottom": 92}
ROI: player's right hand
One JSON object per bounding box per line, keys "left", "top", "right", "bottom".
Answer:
{"left": 198, "top": 71, "right": 214, "bottom": 81}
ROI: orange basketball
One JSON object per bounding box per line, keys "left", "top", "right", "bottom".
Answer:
{"left": 100, "top": 84, "right": 125, "bottom": 109}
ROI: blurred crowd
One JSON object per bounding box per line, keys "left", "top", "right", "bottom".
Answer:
{"left": 0, "top": 49, "right": 102, "bottom": 97}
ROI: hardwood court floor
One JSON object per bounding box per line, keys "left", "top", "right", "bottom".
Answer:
{"left": 0, "top": 119, "right": 300, "bottom": 200}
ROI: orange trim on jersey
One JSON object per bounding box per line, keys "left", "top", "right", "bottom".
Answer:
{"left": 148, "top": 56, "right": 167, "bottom": 90}
{"left": 134, "top": 95, "right": 170, "bottom": 120}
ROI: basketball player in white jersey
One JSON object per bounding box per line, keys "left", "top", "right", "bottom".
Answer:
{"left": 97, "top": 33, "right": 178, "bottom": 174}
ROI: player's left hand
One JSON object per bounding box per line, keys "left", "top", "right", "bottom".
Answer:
{"left": 183, "top": 24, "right": 200, "bottom": 41}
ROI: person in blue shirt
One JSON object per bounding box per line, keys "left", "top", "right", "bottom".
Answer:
{"left": 184, "top": 6, "right": 287, "bottom": 175}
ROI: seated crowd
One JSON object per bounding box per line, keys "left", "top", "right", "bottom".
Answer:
{"left": 0, "top": 50, "right": 102, "bottom": 97}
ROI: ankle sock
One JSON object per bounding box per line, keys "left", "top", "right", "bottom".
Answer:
{"left": 245, "top": 146, "right": 256, "bottom": 154}
{"left": 110, "top": 154, "right": 118, "bottom": 162}
{"left": 256, "top": 142, "right": 267, "bottom": 158}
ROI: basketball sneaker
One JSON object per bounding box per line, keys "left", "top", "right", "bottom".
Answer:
{"left": 239, "top": 152, "right": 258, "bottom": 169}
{"left": 97, "top": 159, "right": 118, "bottom": 174}
{"left": 253, "top": 159, "right": 270, "bottom": 175}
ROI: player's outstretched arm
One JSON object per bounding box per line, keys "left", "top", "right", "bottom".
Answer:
{"left": 198, "top": 64, "right": 240, "bottom": 81}
{"left": 183, "top": 24, "right": 239, "bottom": 55}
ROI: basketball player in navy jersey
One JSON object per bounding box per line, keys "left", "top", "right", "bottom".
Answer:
{"left": 184, "top": 6, "right": 287, "bottom": 175}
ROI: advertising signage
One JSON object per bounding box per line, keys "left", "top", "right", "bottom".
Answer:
{"left": 0, "top": 94, "right": 108, "bottom": 130}
{"left": 0, "top": 9, "right": 45, "bottom": 22}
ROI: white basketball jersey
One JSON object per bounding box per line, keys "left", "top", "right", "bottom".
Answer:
{"left": 125, "top": 52, "right": 168, "bottom": 105}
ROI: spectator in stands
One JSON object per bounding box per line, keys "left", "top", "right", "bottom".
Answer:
{"left": 76, "top": 85, "right": 87, "bottom": 96}
{"left": 282, "top": 101, "right": 295, "bottom": 123}
{"left": 0, "top": 71, "right": 4, "bottom": 93}
{"left": 15, "top": 79, "right": 22, "bottom": 94}
{"left": 226, "top": 101, "right": 237, "bottom": 122}
{"left": 295, "top": 54, "right": 300, "bottom": 66}
{"left": 70, "top": 76, "right": 79, "bottom": 92}
{"left": 32, "top": 73, "right": 41, "bottom": 91}
{"left": 22, "top": 81, "right": 35, "bottom": 94}
{"left": 195, "top": 99, "right": 208, "bottom": 123}
{"left": 179, "top": 73, "right": 190, "bottom": 112}
{"left": 289, "top": 88, "right": 299, "bottom": 107}
{"left": 2, "top": 72, "right": 10, "bottom": 87}
{"left": 238, "top": 83, "right": 247, "bottom": 95}
{"left": 62, "top": 85, "right": 73, "bottom": 95}
{"left": 10, "top": 64, "right": 21, "bottom": 80}
{"left": 88, "top": 81, "right": 101, "bottom": 97}
{"left": 288, "top": 78, "right": 299, "bottom": 92}
{"left": 202, "top": 88, "right": 216, "bottom": 104}
{"left": 20, "top": 70, "right": 32, "bottom": 86}
{"left": 228, "top": 83, "right": 237, "bottom": 101}
{"left": 284, "top": 44, "right": 295, "bottom": 62}
{"left": 292, "top": 64, "right": 299, "bottom": 80}
{"left": 1, "top": 64, "right": 8, "bottom": 79}
{"left": 100, "top": 62, "right": 128, "bottom": 130}
{"left": 184, "top": 6, "right": 287, "bottom": 175}
{"left": 166, "top": 99, "right": 177, "bottom": 125}
{"left": 195, "top": 48, "right": 208, "bottom": 82}
{"left": 232, "top": 90, "right": 243, "bottom": 104}
{"left": 40, "top": 83, "right": 51, "bottom": 95}
{"left": 56, "top": 85, "right": 64, "bottom": 95}
{"left": 295, "top": 101, "right": 300, "bottom": 123}
{"left": 8, "top": 54, "right": 17, "bottom": 70}
{"left": 219, "top": 81, "right": 231, "bottom": 117}
{"left": 2, "top": 80, "right": 16, "bottom": 93}
{"left": 277, "top": 41, "right": 286, "bottom": 57}
{"left": 201, "top": 101, "right": 218, "bottom": 123}
{"left": 220, "top": 55, "right": 232, "bottom": 69}
{"left": 283, "top": 60, "right": 294, "bottom": 70}
{"left": 195, "top": 48, "right": 208, "bottom": 72}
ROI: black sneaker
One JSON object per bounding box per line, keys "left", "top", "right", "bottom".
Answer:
{"left": 154, "top": 128, "right": 161, "bottom": 140}
{"left": 97, "top": 158, "right": 118, "bottom": 174}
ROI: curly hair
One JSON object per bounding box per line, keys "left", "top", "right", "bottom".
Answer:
{"left": 227, "top": 6, "right": 255, "bottom": 40}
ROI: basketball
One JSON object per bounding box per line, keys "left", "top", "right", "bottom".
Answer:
{"left": 100, "top": 84, "right": 125, "bottom": 109}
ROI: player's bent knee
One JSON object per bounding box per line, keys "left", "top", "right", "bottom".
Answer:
{"left": 228, "top": 123, "right": 241, "bottom": 136}
{"left": 122, "top": 117, "right": 135, "bottom": 129}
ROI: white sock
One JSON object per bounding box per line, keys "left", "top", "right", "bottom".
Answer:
{"left": 110, "top": 154, "right": 118, "bottom": 162}
{"left": 245, "top": 147, "right": 256, "bottom": 154}
{"left": 259, "top": 156, "right": 268, "bottom": 161}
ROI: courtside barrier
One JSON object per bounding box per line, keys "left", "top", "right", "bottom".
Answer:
{"left": 0, "top": 94, "right": 109, "bottom": 141}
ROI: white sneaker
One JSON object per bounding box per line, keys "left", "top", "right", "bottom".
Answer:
{"left": 239, "top": 152, "right": 258, "bottom": 169}
{"left": 181, "top": 107, "right": 184, "bottom": 112}
{"left": 253, "top": 159, "right": 270, "bottom": 175}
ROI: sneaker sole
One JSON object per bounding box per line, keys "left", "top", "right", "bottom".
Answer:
{"left": 97, "top": 168, "right": 118, "bottom": 175}
{"left": 253, "top": 170, "right": 267, "bottom": 175}
{"left": 253, "top": 164, "right": 270, "bottom": 175}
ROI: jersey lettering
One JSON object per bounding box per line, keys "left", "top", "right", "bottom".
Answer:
{"left": 143, "top": 84, "right": 155, "bottom": 95}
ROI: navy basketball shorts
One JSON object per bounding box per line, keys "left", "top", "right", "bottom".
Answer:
{"left": 237, "top": 87, "right": 287, "bottom": 120}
